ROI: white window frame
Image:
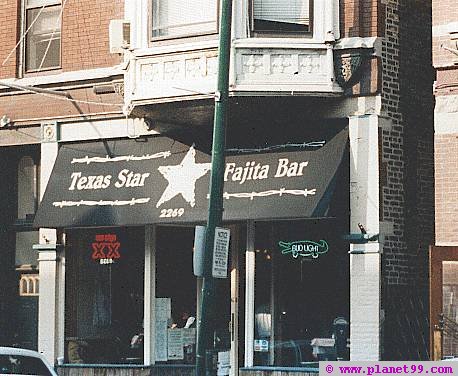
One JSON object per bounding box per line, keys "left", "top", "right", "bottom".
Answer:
{"left": 23, "top": 0, "right": 62, "bottom": 73}
{"left": 151, "top": 0, "right": 219, "bottom": 41}
{"left": 250, "top": 0, "right": 313, "bottom": 35}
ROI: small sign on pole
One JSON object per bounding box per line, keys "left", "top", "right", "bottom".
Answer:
{"left": 212, "top": 227, "right": 230, "bottom": 278}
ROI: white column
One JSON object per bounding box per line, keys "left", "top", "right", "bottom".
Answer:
{"left": 144, "top": 225, "right": 156, "bottom": 365}
{"left": 349, "top": 115, "right": 381, "bottom": 361}
{"left": 37, "top": 139, "right": 64, "bottom": 365}
{"left": 35, "top": 247, "right": 63, "bottom": 364}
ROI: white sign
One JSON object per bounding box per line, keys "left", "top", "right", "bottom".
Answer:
{"left": 217, "top": 350, "right": 230, "bottom": 376}
{"left": 155, "top": 298, "right": 171, "bottom": 361}
{"left": 212, "top": 227, "right": 230, "bottom": 278}
{"left": 167, "top": 328, "right": 184, "bottom": 360}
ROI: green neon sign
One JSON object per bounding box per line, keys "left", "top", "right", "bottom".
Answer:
{"left": 278, "top": 240, "right": 329, "bottom": 259}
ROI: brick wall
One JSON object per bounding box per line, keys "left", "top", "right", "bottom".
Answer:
{"left": 432, "top": 0, "right": 458, "bottom": 67}
{"left": 432, "top": 0, "right": 457, "bottom": 67}
{"left": 62, "top": 0, "right": 123, "bottom": 71}
{"left": 0, "top": 0, "right": 123, "bottom": 79}
{"left": 0, "top": 0, "right": 20, "bottom": 79}
{"left": 435, "top": 134, "right": 458, "bottom": 243}
{"left": 0, "top": 0, "right": 124, "bottom": 124}
{"left": 380, "top": 0, "right": 434, "bottom": 360}
{"left": 0, "top": 86, "right": 123, "bottom": 126}
{"left": 380, "top": 0, "right": 434, "bottom": 288}
{"left": 433, "top": 0, "right": 458, "bottom": 245}
{"left": 340, "top": 0, "right": 380, "bottom": 38}
{"left": 432, "top": 0, "right": 458, "bottom": 27}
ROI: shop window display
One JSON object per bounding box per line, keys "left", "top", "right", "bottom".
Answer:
{"left": 253, "top": 219, "right": 349, "bottom": 366}
{"left": 65, "top": 227, "right": 144, "bottom": 364}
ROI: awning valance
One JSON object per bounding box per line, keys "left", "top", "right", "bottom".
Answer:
{"left": 34, "top": 127, "right": 348, "bottom": 228}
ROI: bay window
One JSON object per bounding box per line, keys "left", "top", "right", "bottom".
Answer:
{"left": 152, "top": 0, "right": 218, "bottom": 39}
{"left": 252, "top": 0, "right": 312, "bottom": 33}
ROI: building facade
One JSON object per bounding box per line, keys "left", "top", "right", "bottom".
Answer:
{"left": 430, "top": 0, "right": 458, "bottom": 361}
{"left": 0, "top": 0, "right": 434, "bottom": 374}
{"left": 0, "top": 0, "right": 127, "bottom": 355}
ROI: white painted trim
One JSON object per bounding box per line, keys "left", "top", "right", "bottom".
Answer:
{"left": 36, "top": 143, "right": 60, "bottom": 366}
{"left": 350, "top": 252, "right": 381, "bottom": 361}
{"left": 435, "top": 95, "right": 458, "bottom": 133}
{"left": 349, "top": 115, "right": 381, "bottom": 361}
{"left": 233, "top": 39, "right": 329, "bottom": 48}
{"left": 432, "top": 22, "right": 458, "bottom": 37}
{"left": 435, "top": 242, "right": 458, "bottom": 247}
{"left": 144, "top": 225, "right": 156, "bottom": 365}
{"left": 325, "top": 96, "right": 382, "bottom": 118}
{"left": 349, "top": 242, "right": 381, "bottom": 254}
{"left": 244, "top": 221, "right": 255, "bottom": 368}
{"left": 435, "top": 95, "right": 458, "bottom": 114}
{"left": 335, "top": 37, "right": 382, "bottom": 56}
{"left": 56, "top": 245, "right": 65, "bottom": 361}
{"left": 59, "top": 117, "right": 158, "bottom": 142}
{"left": 0, "top": 66, "right": 123, "bottom": 88}
{"left": 37, "top": 247, "right": 59, "bottom": 365}
{"left": 435, "top": 115, "right": 458, "bottom": 134}
{"left": 27, "top": 0, "right": 61, "bottom": 8}
{"left": 133, "top": 41, "right": 219, "bottom": 57}
{"left": 349, "top": 114, "right": 380, "bottom": 235}
{"left": 128, "top": 0, "right": 341, "bottom": 54}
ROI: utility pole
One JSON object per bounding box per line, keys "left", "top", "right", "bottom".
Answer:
{"left": 195, "top": 0, "right": 233, "bottom": 375}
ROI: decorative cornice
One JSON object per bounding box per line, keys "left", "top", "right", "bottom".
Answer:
{"left": 333, "top": 50, "right": 370, "bottom": 89}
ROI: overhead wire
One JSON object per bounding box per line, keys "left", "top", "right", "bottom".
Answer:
{"left": 37, "top": 0, "right": 68, "bottom": 72}
{"left": 1, "top": 4, "right": 47, "bottom": 67}
{"left": 0, "top": 0, "right": 124, "bottom": 109}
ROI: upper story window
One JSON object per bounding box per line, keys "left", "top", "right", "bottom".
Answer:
{"left": 252, "top": 0, "right": 312, "bottom": 34}
{"left": 25, "top": 0, "right": 62, "bottom": 72}
{"left": 152, "top": 0, "right": 218, "bottom": 39}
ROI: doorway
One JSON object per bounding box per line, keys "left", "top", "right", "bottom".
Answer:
{"left": 430, "top": 246, "right": 458, "bottom": 360}
{"left": 154, "top": 224, "right": 245, "bottom": 375}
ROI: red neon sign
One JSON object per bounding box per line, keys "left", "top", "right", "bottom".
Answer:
{"left": 92, "top": 234, "right": 121, "bottom": 263}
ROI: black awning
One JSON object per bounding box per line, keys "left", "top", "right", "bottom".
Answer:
{"left": 34, "top": 127, "right": 348, "bottom": 228}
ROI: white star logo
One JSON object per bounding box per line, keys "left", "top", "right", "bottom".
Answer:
{"left": 156, "top": 146, "right": 211, "bottom": 208}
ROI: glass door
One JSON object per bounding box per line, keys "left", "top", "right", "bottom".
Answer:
{"left": 430, "top": 246, "right": 458, "bottom": 360}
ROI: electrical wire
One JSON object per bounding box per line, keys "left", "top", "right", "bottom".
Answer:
{"left": 37, "top": 0, "right": 68, "bottom": 72}
{"left": 1, "top": 4, "right": 47, "bottom": 67}
{"left": 1, "top": 0, "right": 123, "bottom": 108}
{"left": 0, "top": 81, "right": 123, "bottom": 107}
{"left": 225, "top": 141, "right": 326, "bottom": 154}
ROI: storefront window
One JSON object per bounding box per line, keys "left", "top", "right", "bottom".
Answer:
{"left": 253, "top": 219, "right": 349, "bottom": 366}
{"left": 155, "top": 226, "right": 199, "bottom": 364}
{"left": 155, "top": 225, "right": 232, "bottom": 364}
{"left": 65, "top": 227, "right": 144, "bottom": 364}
